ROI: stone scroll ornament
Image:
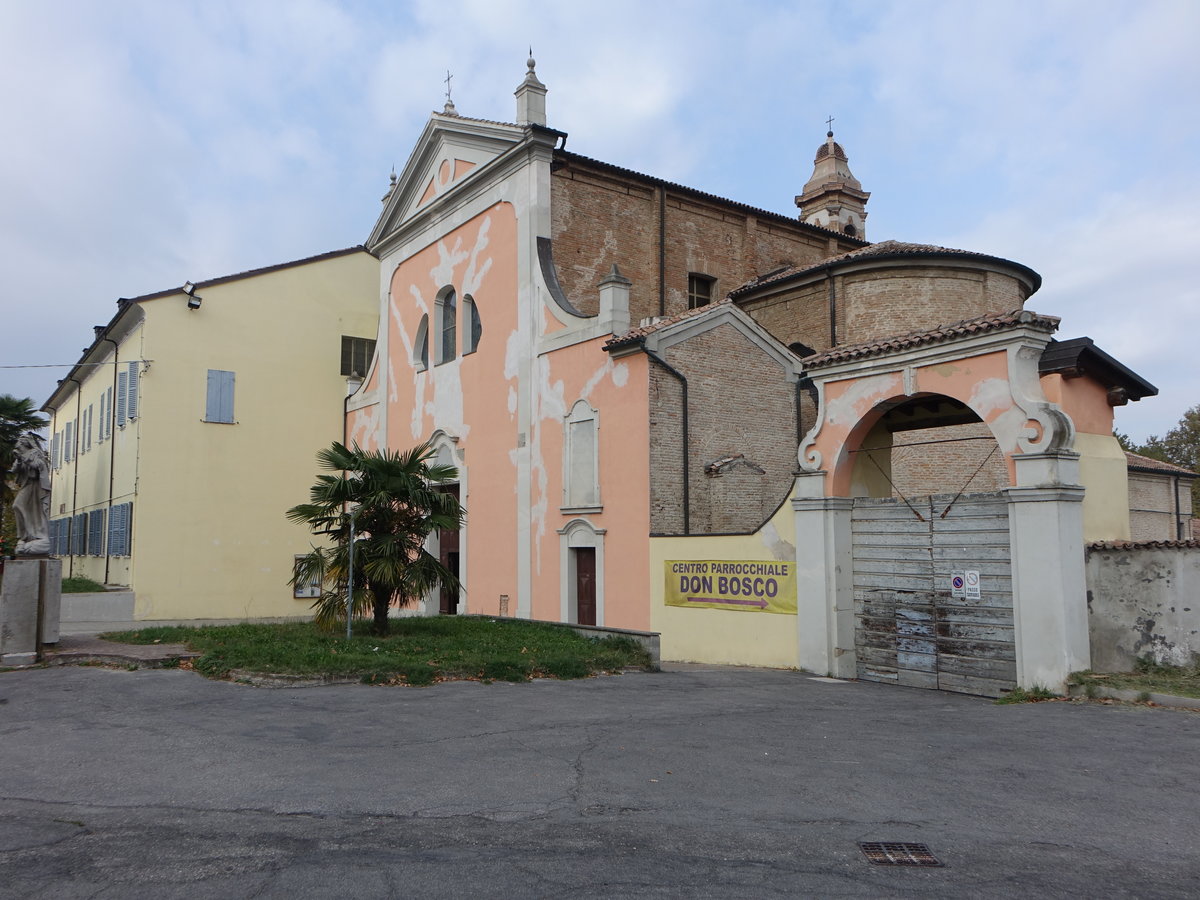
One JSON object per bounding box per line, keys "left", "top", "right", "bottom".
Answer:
{"left": 10, "top": 433, "right": 51, "bottom": 557}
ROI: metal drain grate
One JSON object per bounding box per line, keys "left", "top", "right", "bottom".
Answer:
{"left": 859, "top": 842, "right": 943, "bottom": 867}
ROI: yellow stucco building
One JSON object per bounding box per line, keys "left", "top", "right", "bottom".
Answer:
{"left": 44, "top": 247, "right": 378, "bottom": 623}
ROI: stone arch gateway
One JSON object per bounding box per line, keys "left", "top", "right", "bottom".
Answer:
{"left": 793, "top": 311, "right": 1093, "bottom": 694}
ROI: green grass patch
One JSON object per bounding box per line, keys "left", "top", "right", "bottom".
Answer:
{"left": 100, "top": 617, "right": 654, "bottom": 685}
{"left": 995, "top": 685, "right": 1060, "bottom": 704}
{"left": 61, "top": 576, "right": 107, "bottom": 593}
{"left": 1069, "top": 656, "right": 1200, "bottom": 700}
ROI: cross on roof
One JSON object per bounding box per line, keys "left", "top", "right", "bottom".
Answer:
{"left": 826, "top": 115, "right": 835, "bottom": 132}
{"left": 444, "top": 70, "right": 453, "bottom": 104}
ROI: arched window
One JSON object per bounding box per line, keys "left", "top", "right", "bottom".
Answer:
{"left": 437, "top": 288, "right": 457, "bottom": 364}
{"left": 462, "top": 294, "right": 482, "bottom": 355}
{"left": 563, "top": 399, "right": 600, "bottom": 510}
{"left": 414, "top": 314, "right": 429, "bottom": 371}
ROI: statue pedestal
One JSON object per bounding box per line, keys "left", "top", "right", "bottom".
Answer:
{"left": 0, "top": 558, "right": 62, "bottom": 666}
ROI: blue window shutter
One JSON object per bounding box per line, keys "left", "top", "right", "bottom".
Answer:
{"left": 206, "top": 370, "right": 235, "bottom": 423}
{"left": 64, "top": 422, "right": 74, "bottom": 462}
{"left": 51, "top": 433, "right": 60, "bottom": 469}
{"left": 98, "top": 392, "right": 106, "bottom": 442}
{"left": 117, "top": 371, "right": 127, "bottom": 424}
{"left": 108, "top": 503, "right": 130, "bottom": 557}
{"left": 126, "top": 362, "right": 139, "bottom": 420}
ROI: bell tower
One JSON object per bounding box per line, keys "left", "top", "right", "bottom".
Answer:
{"left": 795, "top": 128, "right": 869, "bottom": 239}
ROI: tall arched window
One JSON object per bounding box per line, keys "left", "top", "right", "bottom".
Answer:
{"left": 462, "top": 294, "right": 482, "bottom": 355}
{"left": 437, "top": 288, "right": 457, "bottom": 364}
{"left": 414, "top": 314, "right": 429, "bottom": 371}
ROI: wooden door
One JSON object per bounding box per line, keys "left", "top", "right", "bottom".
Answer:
{"left": 575, "top": 547, "right": 596, "bottom": 626}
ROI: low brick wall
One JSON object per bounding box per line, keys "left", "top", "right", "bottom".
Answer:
{"left": 1085, "top": 541, "right": 1200, "bottom": 671}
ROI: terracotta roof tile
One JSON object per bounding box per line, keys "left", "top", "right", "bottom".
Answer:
{"left": 604, "top": 298, "right": 734, "bottom": 351}
{"left": 1089, "top": 539, "right": 1200, "bottom": 551}
{"left": 729, "top": 240, "right": 1042, "bottom": 298}
{"left": 1125, "top": 451, "right": 1198, "bottom": 477}
{"left": 801, "top": 309, "right": 1060, "bottom": 369}
{"left": 555, "top": 151, "right": 867, "bottom": 245}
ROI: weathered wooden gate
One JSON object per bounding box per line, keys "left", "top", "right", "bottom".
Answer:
{"left": 852, "top": 492, "right": 1016, "bottom": 696}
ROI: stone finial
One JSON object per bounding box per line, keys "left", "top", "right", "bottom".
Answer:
{"left": 515, "top": 49, "right": 547, "bottom": 126}
{"left": 381, "top": 169, "right": 397, "bottom": 203}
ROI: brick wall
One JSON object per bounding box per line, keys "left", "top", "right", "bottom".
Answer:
{"left": 890, "top": 422, "right": 1009, "bottom": 498}
{"left": 1128, "top": 471, "right": 1194, "bottom": 541}
{"left": 733, "top": 281, "right": 830, "bottom": 355}
{"left": 647, "top": 322, "right": 797, "bottom": 534}
{"left": 550, "top": 158, "right": 857, "bottom": 326}
{"left": 739, "top": 263, "right": 1031, "bottom": 354}
{"left": 841, "top": 267, "right": 1022, "bottom": 346}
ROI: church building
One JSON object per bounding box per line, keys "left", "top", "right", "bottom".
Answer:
{"left": 346, "top": 60, "right": 1161, "bottom": 695}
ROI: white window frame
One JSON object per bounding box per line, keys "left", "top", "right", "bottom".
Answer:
{"left": 561, "top": 399, "right": 601, "bottom": 513}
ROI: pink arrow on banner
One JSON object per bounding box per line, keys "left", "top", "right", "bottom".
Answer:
{"left": 687, "top": 597, "right": 768, "bottom": 608}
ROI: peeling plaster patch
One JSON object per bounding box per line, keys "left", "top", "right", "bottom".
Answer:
{"left": 759, "top": 521, "right": 795, "bottom": 561}
{"left": 504, "top": 327, "right": 523, "bottom": 381}
{"left": 969, "top": 377, "right": 1021, "bottom": 453}
{"left": 350, "top": 404, "right": 381, "bottom": 451}
{"left": 462, "top": 215, "right": 493, "bottom": 295}
{"left": 431, "top": 236, "right": 470, "bottom": 287}
{"left": 580, "top": 357, "right": 628, "bottom": 400}
{"left": 824, "top": 374, "right": 901, "bottom": 428}
{"left": 987, "top": 407, "right": 1026, "bottom": 454}
{"left": 432, "top": 360, "right": 468, "bottom": 440}
{"left": 508, "top": 386, "right": 518, "bottom": 415}
{"left": 927, "top": 362, "right": 962, "bottom": 378}
{"left": 534, "top": 355, "right": 567, "bottom": 423}
{"left": 969, "top": 377, "right": 1014, "bottom": 418}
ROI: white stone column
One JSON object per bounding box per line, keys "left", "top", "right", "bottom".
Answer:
{"left": 793, "top": 472, "right": 856, "bottom": 678}
{"left": 1007, "top": 452, "right": 1090, "bottom": 692}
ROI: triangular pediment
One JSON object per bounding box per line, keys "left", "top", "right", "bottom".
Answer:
{"left": 368, "top": 113, "right": 525, "bottom": 250}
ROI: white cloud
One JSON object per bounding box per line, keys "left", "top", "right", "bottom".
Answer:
{"left": 1, "top": 0, "right": 1195, "bottom": 445}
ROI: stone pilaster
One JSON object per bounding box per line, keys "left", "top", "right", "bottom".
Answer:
{"left": 793, "top": 472, "right": 856, "bottom": 677}
{"left": 1007, "top": 452, "right": 1090, "bottom": 691}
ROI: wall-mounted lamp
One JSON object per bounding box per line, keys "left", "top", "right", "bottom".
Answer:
{"left": 182, "top": 281, "right": 202, "bottom": 310}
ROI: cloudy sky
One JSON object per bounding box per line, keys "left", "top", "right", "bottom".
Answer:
{"left": 2, "top": 0, "right": 1196, "bottom": 441}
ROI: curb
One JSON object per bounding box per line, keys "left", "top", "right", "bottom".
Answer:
{"left": 226, "top": 670, "right": 363, "bottom": 688}
{"left": 1067, "top": 683, "right": 1200, "bottom": 711}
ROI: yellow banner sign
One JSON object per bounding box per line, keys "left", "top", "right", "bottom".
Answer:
{"left": 665, "top": 560, "right": 796, "bottom": 615}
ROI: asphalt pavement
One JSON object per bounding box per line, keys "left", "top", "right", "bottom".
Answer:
{"left": 0, "top": 662, "right": 1197, "bottom": 898}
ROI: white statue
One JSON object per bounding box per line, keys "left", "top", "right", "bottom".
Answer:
{"left": 10, "top": 433, "right": 51, "bottom": 557}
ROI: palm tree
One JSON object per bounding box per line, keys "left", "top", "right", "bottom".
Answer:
{"left": 287, "top": 440, "right": 464, "bottom": 636}
{"left": 1, "top": 395, "right": 49, "bottom": 550}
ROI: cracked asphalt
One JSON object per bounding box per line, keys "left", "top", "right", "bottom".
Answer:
{"left": 1, "top": 663, "right": 1197, "bottom": 898}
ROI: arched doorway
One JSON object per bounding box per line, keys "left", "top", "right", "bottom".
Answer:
{"left": 846, "top": 396, "right": 1016, "bottom": 694}
{"left": 793, "top": 310, "right": 1092, "bottom": 695}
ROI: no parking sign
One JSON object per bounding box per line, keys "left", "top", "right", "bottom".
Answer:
{"left": 950, "top": 570, "right": 982, "bottom": 600}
